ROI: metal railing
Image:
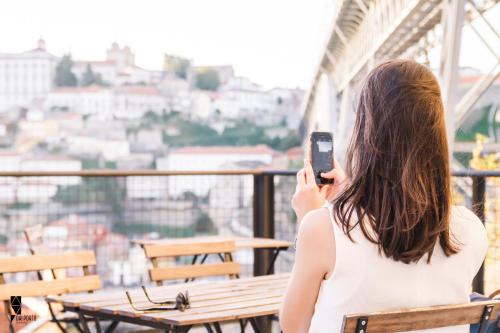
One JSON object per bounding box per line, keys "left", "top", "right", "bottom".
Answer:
{"left": 0, "top": 169, "right": 498, "bottom": 294}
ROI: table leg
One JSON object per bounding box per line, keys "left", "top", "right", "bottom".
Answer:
{"left": 212, "top": 322, "right": 223, "bottom": 333}
{"left": 95, "top": 317, "right": 102, "bottom": 333}
{"left": 174, "top": 325, "right": 192, "bottom": 333}
{"left": 104, "top": 320, "right": 120, "bottom": 333}
{"left": 203, "top": 323, "right": 215, "bottom": 333}
{"left": 249, "top": 318, "right": 262, "bottom": 333}
{"left": 239, "top": 319, "right": 248, "bottom": 333}
{"left": 266, "top": 249, "right": 282, "bottom": 275}
{"left": 78, "top": 313, "right": 92, "bottom": 333}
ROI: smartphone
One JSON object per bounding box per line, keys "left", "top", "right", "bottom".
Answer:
{"left": 309, "top": 131, "right": 334, "bottom": 185}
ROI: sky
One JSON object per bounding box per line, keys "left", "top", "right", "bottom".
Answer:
{"left": 0, "top": 0, "right": 335, "bottom": 89}
{"left": 0, "top": 1, "right": 498, "bottom": 89}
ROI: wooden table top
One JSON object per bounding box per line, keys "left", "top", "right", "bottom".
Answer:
{"left": 131, "top": 236, "right": 292, "bottom": 250}
{"left": 48, "top": 273, "right": 289, "bottom": 327}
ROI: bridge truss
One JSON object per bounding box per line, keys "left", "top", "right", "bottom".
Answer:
{"left": 301, "top": 0, "right": 499, "bottom": 159}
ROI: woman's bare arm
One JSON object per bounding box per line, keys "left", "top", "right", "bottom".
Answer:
{"left": 279, "top": 208, "right": 335, "bottom": 333}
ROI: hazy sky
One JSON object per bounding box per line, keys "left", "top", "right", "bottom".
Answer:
{"left": 0, "top": 0, "right": 335, "bottom": 89}
{"left": 0, "top": 1, "right": 498, "bottom": 89}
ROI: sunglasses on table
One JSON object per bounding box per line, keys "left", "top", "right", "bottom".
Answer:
{"left": 126, "top": 286, "right": 191, "bottom": 312}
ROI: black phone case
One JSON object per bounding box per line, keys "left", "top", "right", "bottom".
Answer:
{"left": 310, "top": 132, "right": 334, "bottom": 185}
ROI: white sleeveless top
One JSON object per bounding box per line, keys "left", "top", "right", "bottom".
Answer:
{"left": 309, "top": 205, "right": 488, "bottom": 333}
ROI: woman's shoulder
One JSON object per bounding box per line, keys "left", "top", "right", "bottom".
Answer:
{"left": 450, "top": 205, "right": 488, "bottom": 252}
{"left": 451, "top": 205, "right": 485, "bottom": 230}
{"left": 298, "top": 207, "right": 334, "bottom": 241}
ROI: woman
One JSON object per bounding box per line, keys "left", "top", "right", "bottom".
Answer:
{"left": 279, "top": 59, "right": 488, "bottom": 333}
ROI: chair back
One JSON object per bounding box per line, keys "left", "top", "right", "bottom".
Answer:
{"left": 24, "top": 224, "right": 47, "bottom": 255}
{"left": 143, "top": 240, "right": 240, "bottom": 286}
{"left": 341, "top": 300, "right": 500, "bottom": 333}
{"left": 0, "top": 251, "right": 101, "bottom": 302}
{"left": 24, "top": 224, "right": 66, "bottom": 280}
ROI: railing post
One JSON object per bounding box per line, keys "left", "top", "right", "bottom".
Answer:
{"left": 253, "top": 173, "right": 275, "bottom": 333}
{"left": 472, "top": 176, "right": 486, "bottom": 294}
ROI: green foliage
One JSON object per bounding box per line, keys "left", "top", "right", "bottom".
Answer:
{"left": 104, "top": 161, "right": 117, "bottom": 169}
{"left": 55, "top": 54, "right": 78, "bottom": 87}
{"left": 453, "top": 152, "right": 473, "bottom": 168}
{"left": 113, "top": 223, "right": 194, "bottom": 238}
{"left": 194, "top": 212, "right": 217, "bottom": 234}
{"left": 81, "top": 64, "right": 106, "bottom": 86}
{"left": 8, "top": 202, "right": 32, "bottom": 210}
{"left": 81, "top": 158, "right": 100, "bottom": 169}
{"left": 0, "top": 234, "right": 7, "bottom": 245}
{"left": 175, "top": 58, "right": 191, "bottom": 79}
{"left": 163, "top": 117, "right": 220, "bottom": 146}
{"left": 196, "top": 70, "right": 220, "bottom": 91}
{"left": 455, "top": 104, "right": 495, "bottom": 142}
{"left": 54, "top": 178, "right": 123, "bottom": 209}
{"left": 161, "top": 116, "right": 300, "bottom": 152}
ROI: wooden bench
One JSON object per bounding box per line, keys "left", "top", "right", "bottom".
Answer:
{"left": 0, "top": 251, "right": 101, "bottom": 333}
{"left": 341, "top": 299, "right": 500, "bottom": 333}
{"left": 143, "top": 240, "right": 240, "bottom": 286}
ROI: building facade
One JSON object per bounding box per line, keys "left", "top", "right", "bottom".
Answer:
{"left": 0, "top": 39, "right": 57, "bottom": 112}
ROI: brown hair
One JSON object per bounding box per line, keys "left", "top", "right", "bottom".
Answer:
{"left": 333, "top": 59, "right": 459, "bottom": 264}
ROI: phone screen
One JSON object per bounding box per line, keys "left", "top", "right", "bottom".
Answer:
{"left": 310, "top": 132, "right": 334, "bottom": 185}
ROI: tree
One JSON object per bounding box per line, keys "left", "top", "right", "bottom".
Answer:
{"left": 175, "top": 58, "right": 191, "bottom": 79}
{"left": 195, "top": 69, "right": 220, "bottom": 91}
{"left": 82, "top": 64, "right": 106, "bottom": 86}
{"left": 55, "top": 54, "right": 78, "bottom": 87}
{"left": 194, "top": 212, "right": 217, "bottom": 234}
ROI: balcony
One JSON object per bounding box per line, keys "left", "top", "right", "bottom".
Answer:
{"left": 0, "top": 169, "right": 498, "bottom": 295}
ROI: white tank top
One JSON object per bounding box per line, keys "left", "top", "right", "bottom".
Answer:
{"left": 308, "top": 205, "right": 488, "bottom": 333}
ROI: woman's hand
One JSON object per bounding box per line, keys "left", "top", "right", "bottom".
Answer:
{"left": 291, "top": 159, "right": 347, "bottom": 223}
{"left": 291, "top": 160, "right": 328, "bottom": 223}
{"left": 320, "top": 159, "right": 347, "bottom": 201}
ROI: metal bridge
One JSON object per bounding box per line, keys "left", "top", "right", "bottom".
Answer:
{"left": 301, "top": 0, "right": 499, "bottom": 159}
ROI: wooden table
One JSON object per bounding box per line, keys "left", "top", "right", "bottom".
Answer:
{"left": 133, "top": 236, "right": 293, "bottom": 274}
{"left": 47, "top": 273, "right": 289, "bottom": 333}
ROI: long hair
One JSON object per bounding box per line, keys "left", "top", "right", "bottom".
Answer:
{"left": 333, "top": 59, "right": 459, "bottom": 264}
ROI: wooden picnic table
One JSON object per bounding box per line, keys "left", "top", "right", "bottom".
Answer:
{"left": 133, "top": 236, "right": 293, "bottom": 275}
{"left": 132, "top": 236, "right": 292, "bottom": 250}
{"left": 47, "top": 273, "right": 289, "bottom": 333}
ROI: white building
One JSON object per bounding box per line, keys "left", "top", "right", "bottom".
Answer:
{"left": 72, "top": 43, "right": 153, "bottom": 86}
{"left": 0, "top": 39, "right": 57, "bottom": 112}
{"left": 190, "top": 76, "right": 278, "bottom": 123}
{"left": 0, "top": 151, "right": 22, "bottom": 171}
{"left": 45, "top": 86, "right": 113, "bottom": 119}
{"left": 157, "top": 145, "right": 278, "bottom": 196}
{"left": 113, "top": 86, "right": 166, "bottom": 119}
{"left": 158, "top": 74, "right": 191, "bottom": 113}
{"left": 20, "top": 156, "right": 82, "bottom": 185}
{"left": 66, "top": 136, "right": 130, "bottom": 161}
{"left": 45, "top": 85, "right": 166, "bottom": 120}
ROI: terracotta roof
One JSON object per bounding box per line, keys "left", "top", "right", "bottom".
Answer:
{"left": 460, "top": 75, "right": 500, "bottom": 85}
{"left": 74, "top": 60, "right": 116, "bottom": 67}
{"left": 0, "top": 150, "right": 19, "bottom": 157}
{"left": 23, "top": 155, "right": 77, "bottom": 162}
{"left": 286, "top": 146, "right": 303, "bottom": 158}
{"left": 115, "top": 85, "right": 160, "bottom": 95}
{"left": 51, "top": 85, "right": 108, "bottom": 94}
{"left": 172, "top": 145, "right": 278, "bottom": 155}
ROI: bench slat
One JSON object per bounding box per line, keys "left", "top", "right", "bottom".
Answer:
{"left": 0, "top": 275, "right": 101, "bottom": 301}
{"left": 144, "top": 241, "right": 236, "bottom": 258}
{"left": 341, "top": 300, "right": 500, "bottom": 333}
{"left": 0, "top": 251, "right": 96, "bottom": 273}
{"left": 149, "top": 262, "right": 240, "bottom": 282}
